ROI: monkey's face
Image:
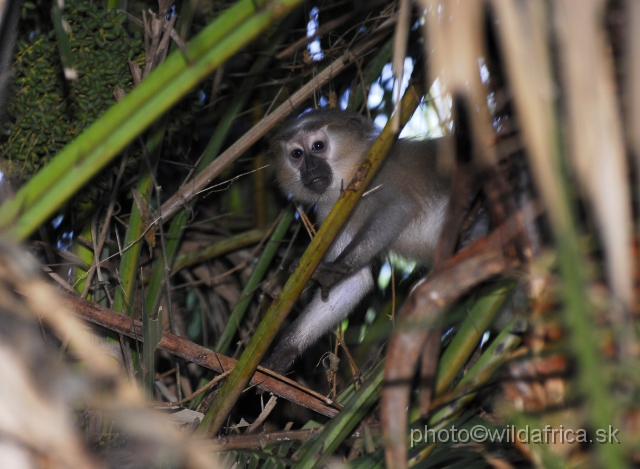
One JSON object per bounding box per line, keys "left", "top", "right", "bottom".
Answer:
{"left": 284, "top": 130, "right": 333, "bottom": 195}
{"left": 271, "top": 127, "right": 345, "bottom": 206}
{"left": 270, "top": 109, "right": 377, "bottom": 207}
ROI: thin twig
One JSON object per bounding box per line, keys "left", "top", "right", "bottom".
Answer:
{"left": 155, "top": 370, "right": 231, "bottom": 407}
{"left": 81, "top": 155, "right": 128, "bottom": 300}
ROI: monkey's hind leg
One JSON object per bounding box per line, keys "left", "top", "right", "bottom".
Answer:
{"left": 264, "top": 267, "right": 374, "bottom": 374}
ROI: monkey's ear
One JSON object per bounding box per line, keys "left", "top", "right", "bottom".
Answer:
{"left": 267, "top": 141, "right": 285, "bottom": 161}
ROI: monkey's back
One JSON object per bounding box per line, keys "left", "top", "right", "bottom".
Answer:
{"left": 351, "top": 137, "right": 450, "bottom": 265}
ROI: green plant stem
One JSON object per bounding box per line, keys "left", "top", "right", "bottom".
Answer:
{"left": 349, "top": 39, "right": 393, "bottom": 112}
{"left": 144, "top": 211, "right": 187, "bottom": 317}
{"left": 426, "top": 319, "right": 524, "bottom": 427}
{"left": 406, "top": 319, "right": 524, "bottom": 468}
{"left": 435, "top": 279, "right": 516, "bottom": 395}
{"left": 172, "top": 228, "right": 270, "bottom": 274}
{"left": 215, "top": 208, "right": 295, "bottom": 355}
{"left": 113, "top": 126, "right": 165, "bottom": 316}
{"left": 72, "top": 224, "right": 93, "bottom": 295}
{"left": 295, "top": 361, "right": 385, "bottom": 469}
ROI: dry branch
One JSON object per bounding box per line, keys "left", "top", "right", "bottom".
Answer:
{"left": 59, "top": 291, "right": 342, "bottom": 418}
{"left": 199, "top": 427, "right": 322, "bottom": 451}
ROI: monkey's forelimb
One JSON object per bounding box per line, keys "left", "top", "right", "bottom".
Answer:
{"left": 311, "top": 188, "right": 415, "bottom": 297}
{"left": 264, "top": 266, "right": 374, "bottom": 374}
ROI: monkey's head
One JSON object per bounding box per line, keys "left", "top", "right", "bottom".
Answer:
{"left": 270, "top": 109, "right": 378, "bottom": 206}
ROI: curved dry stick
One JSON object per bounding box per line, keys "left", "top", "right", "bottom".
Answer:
{"left": 381, "top": 218, "right": 521, "bottom": 469}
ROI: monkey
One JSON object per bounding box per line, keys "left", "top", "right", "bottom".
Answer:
{"left": 264, "top": 108, "right": 451, "bottom": 374}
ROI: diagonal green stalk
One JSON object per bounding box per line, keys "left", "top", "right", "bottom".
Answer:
{"left": 215, "top": 207, "right": 295, "bottom": 355}
{"left": 171, "top": 228, "right": 270, "bottom": 274}
{"left": 348, "top": 39, "right": 393, "bottom": 112}
{"left": 427, "top": 318, "right": 524, "bottom": 427}
{"left": 434, "top": 279, "right": 516, "bottom": 396}
{"left": 295, "top": 361, "right": 385, "bottom": 469}
{"left": 192, "top": 30, "right": 290, "bottom": 175}
{"left": 72, "top": 224, "right": 93, "bottom": 296}
{"left": 142, "top": 298, "right": 163, "bottom": 394}
{"left": 144, "top": 211, "right": 187, "bottom": 318}
{"left": 196, "top": 78, "right": 426, "bottom": 437}
{"left": 140, "top": 210, "right": 185, "bottom": 394}
{"left": 0, "top": 0, "right": 304, "bottom": 241}
{"left": 113, "top": 126, "right": 165, "bottom": 316}
{"left": 405, "top": 319, "right": 524, "bottom": 467}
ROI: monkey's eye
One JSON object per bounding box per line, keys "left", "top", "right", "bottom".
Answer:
{"left": 312, "top": 141, "right": 325, "bottom": 151}
{"left": 291, "top": 149, "right": 304, "bottom": 159}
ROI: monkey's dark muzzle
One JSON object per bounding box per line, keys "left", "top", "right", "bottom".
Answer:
{"left": 302, "top": 175, "right": 331, "bottom": 194}
{"left": 300, "top": 156, "right": 332, "bottom": 194}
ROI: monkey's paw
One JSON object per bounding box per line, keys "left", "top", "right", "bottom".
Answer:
{"left": 312, "top": 261, "right": 350, "bottom": 298}
{"left": 263, "top": 347, "right": 298, "bottom": 376}
{"left": 288, "top": 259, "right": 301, "bottom": 274}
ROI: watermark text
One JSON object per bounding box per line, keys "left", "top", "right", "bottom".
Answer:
{"left": 410, "top": 425, "right": 621, "bottom": 447}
